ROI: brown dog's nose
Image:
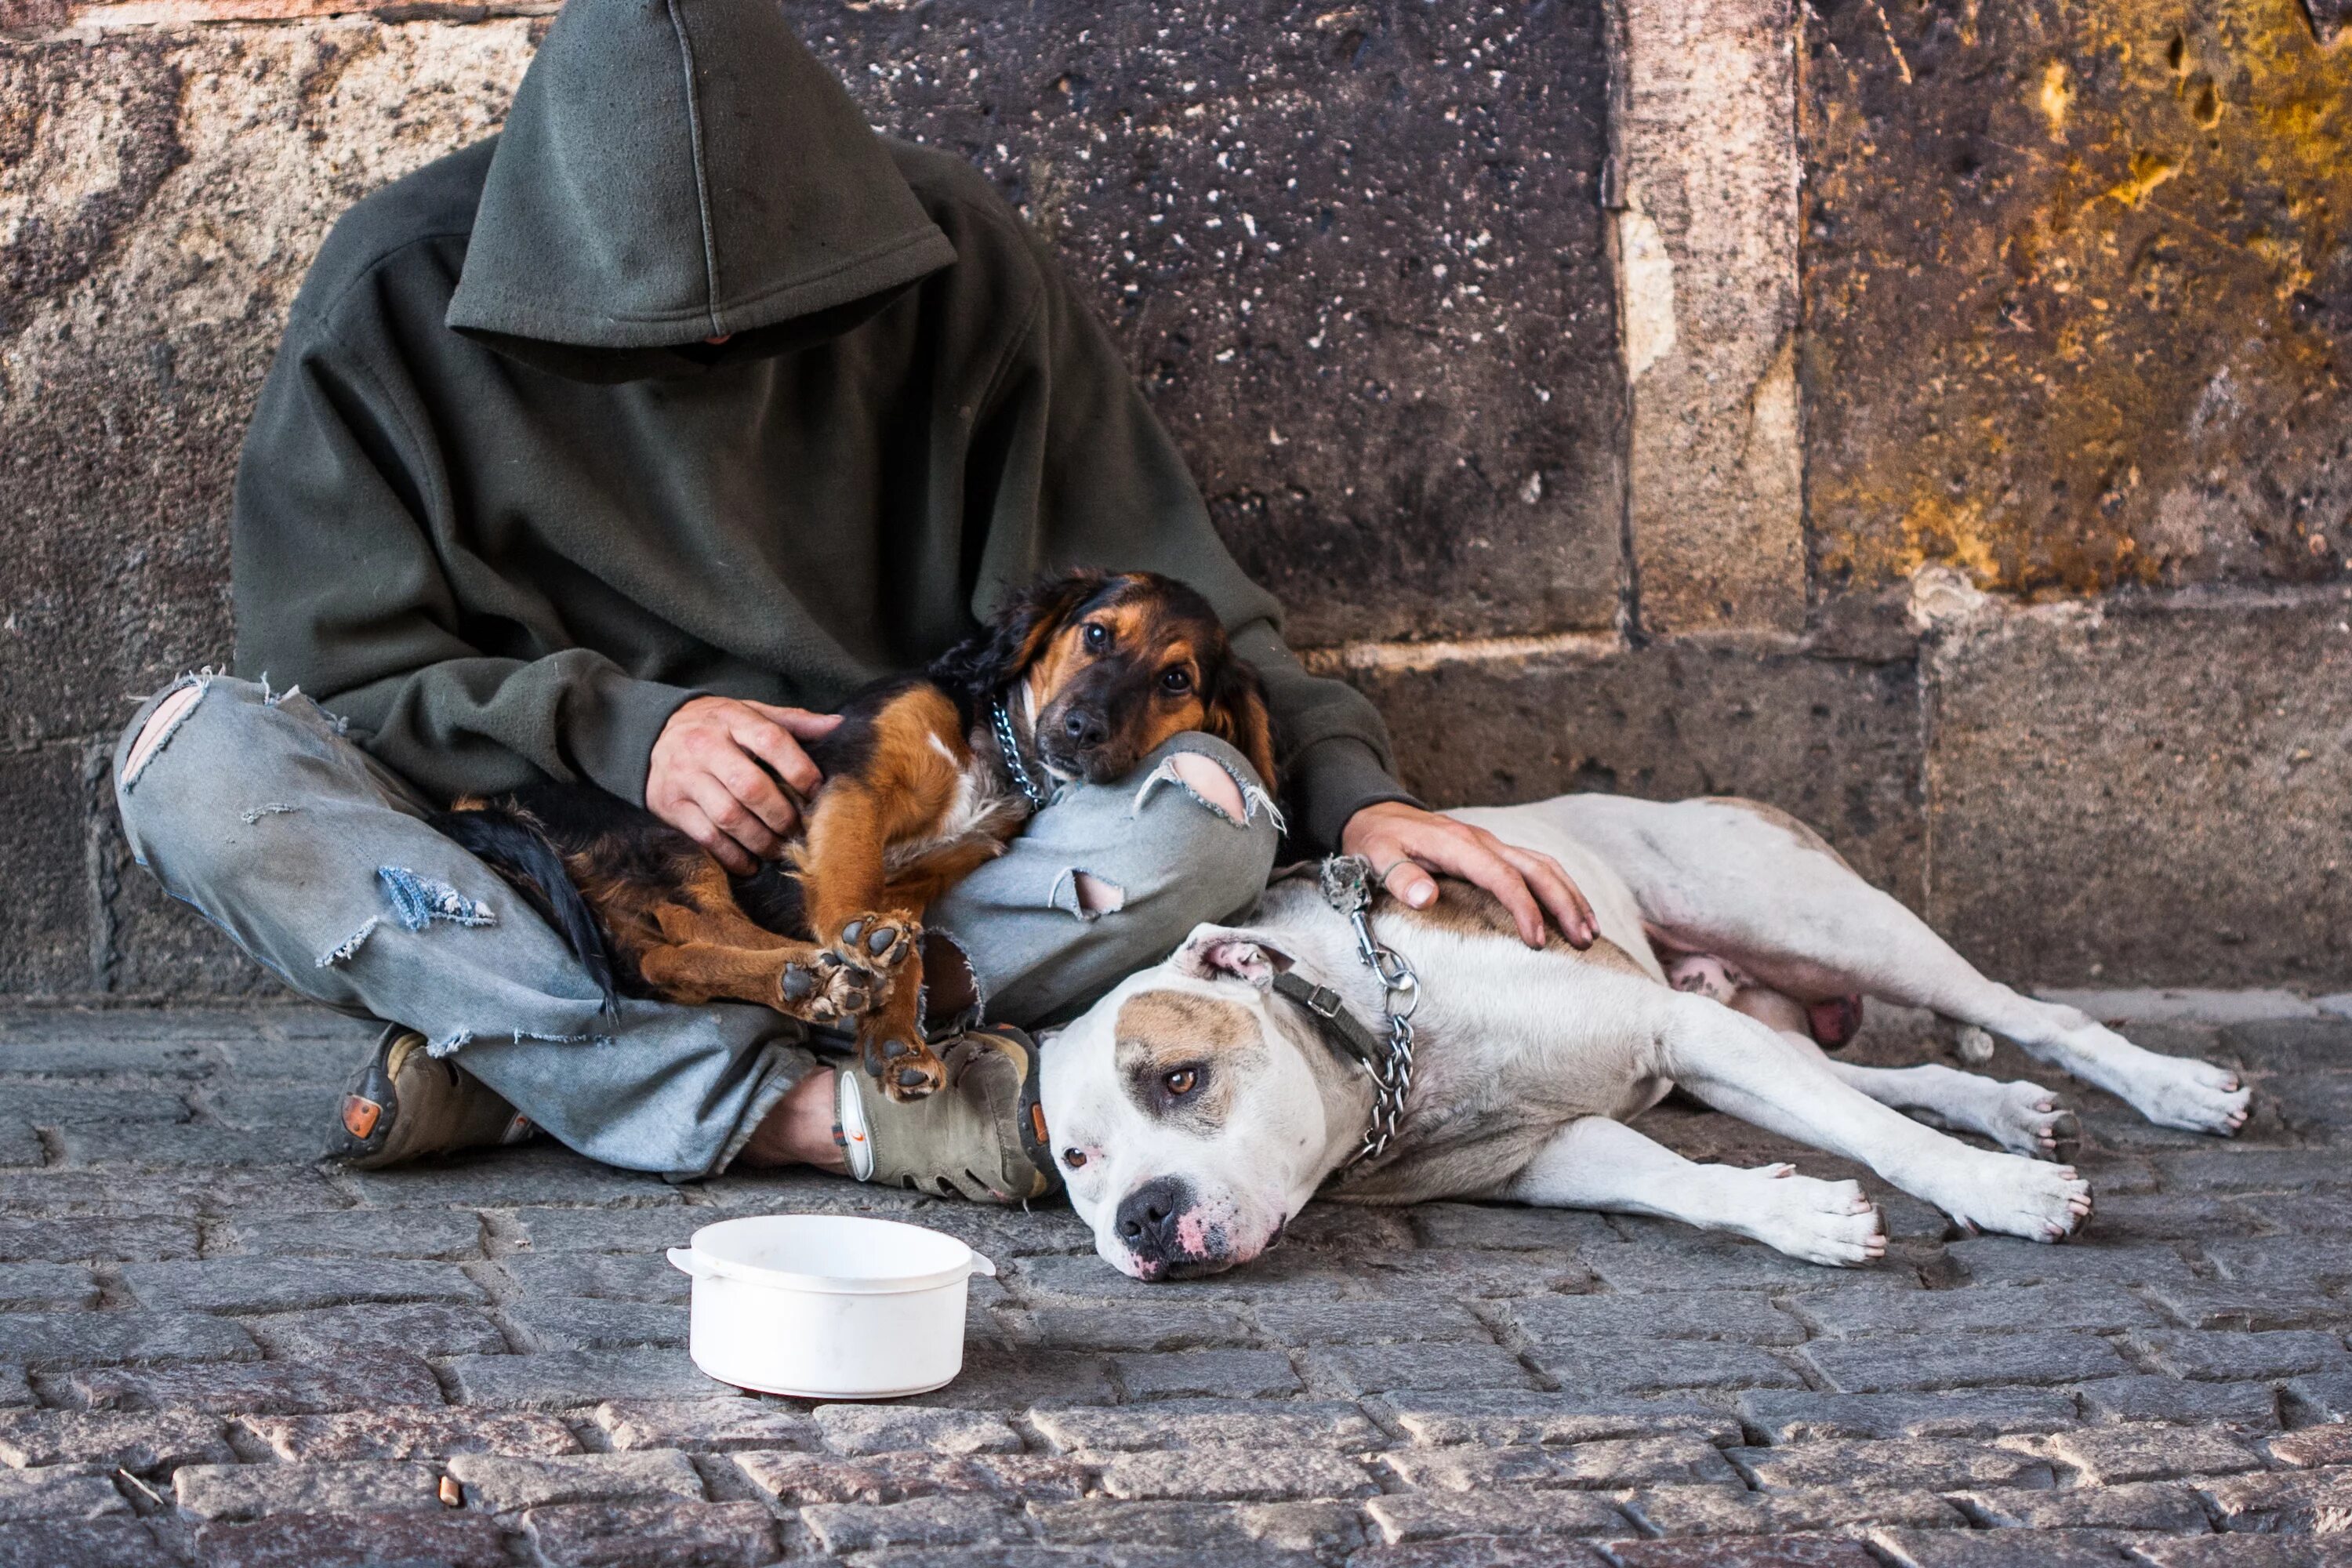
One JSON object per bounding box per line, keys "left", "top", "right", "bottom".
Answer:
{"left": 1062, "top": 708, "right": 1109, "bottom": 750}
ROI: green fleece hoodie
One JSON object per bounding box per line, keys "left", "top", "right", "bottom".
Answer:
{"left": 231, "top": 0, "right": 1409, "bottom": 852}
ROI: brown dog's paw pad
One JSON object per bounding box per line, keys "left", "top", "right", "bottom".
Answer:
{"left": 836, "top": 913, "right": 919, "bottom": 972}
{"left": 862, "top": 1033, "right": 944, "bottom": 1101}
{"left": 778, "top": 955, "right": 879, "bottom": 1022}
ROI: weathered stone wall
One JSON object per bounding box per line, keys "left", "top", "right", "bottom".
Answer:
{"left": 1, "top": 0, "right": 2346, "bottom": 998}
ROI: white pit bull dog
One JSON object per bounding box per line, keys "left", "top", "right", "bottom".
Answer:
{"left": 1041, "top": 795, "right": 2252, "bottom": 1281}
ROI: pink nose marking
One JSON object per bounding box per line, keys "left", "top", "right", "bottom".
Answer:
{"left": 1174, "top": 1210, "right": 1213, "bottom": 1255}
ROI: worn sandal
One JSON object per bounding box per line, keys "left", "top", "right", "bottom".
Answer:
{"left": 836, "top": 1025, "right": 1057, "bottom": 1203}
{"left": 335, "top": 1025, "right": 538, "bottom": 1169}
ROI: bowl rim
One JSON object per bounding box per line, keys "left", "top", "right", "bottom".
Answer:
{"left": 679, "top": 1212, "right": 989, "bottom": 1295}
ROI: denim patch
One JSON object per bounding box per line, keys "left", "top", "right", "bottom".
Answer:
{"left": 378, "top": 866, "right": 496, "bottom": 932}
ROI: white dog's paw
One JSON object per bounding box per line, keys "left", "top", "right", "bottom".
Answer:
{"left": 1732, "top": 1163, "right": 1886, "bottom": 1268}
{"left": 1932, "top": 1150, "right": 2092, "bottom": 1243}
{"left": 1984, "top": 1080, "right": 2072, "bottom": 1160}
{"left": 2118, "top": 1053, "right": 2250, "bottom": 1136}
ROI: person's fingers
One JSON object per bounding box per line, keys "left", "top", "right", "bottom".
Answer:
{"left": 750, "top": 702, "right": 844, "bottom": 742}
{"left": 1434, "top": 829, "right": 1547, "bottom": 946}
{"left": 1499, "top": 844, "right": 1598, "bottom": 949}
{"left": 668, "top": 797, "right": 757, "bottom": 877}
{"left": 687, "top": 771, "right": 783, "bottom": 866}
{"left": 709, "top": 744, "right": 801, "bottom": 838}
{"left": 732, "top": 713, "right": 823, "bottom": 800}
{"left": 1378, "top": 850, "right": 1439, "bottom": 910}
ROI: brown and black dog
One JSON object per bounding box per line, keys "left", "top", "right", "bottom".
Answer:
{"left": 437, "top": 571, "right": 1278, "bottom": 1102}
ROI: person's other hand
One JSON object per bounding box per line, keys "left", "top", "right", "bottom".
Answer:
{"left": 1339, "top": 800, "right": 1597, "bottom": 949}
{"left": 648, "top": 696, "right": 840, "bottom": 875}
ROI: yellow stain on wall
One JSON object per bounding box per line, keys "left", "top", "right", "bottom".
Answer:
{"left": 2039, "top": 60, "right": 2075, "bottom": 137}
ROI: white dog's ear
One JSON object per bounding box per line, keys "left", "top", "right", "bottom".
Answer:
{"left": 1173, "top": 922, "right": 1292, "bottom": 988}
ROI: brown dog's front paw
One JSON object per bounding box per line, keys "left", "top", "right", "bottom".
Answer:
{"left": 836, "top": 912, "right": 920, "bottom": 974}
{"left": 862, "top": 1029, "right": 945, "bottom": 1102}
{"left": 779, "top": 952, "right": 878, "bottom": 1022}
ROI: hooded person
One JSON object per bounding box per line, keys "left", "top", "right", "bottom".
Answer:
{"left": 114, "top": 0, "right": 1592, "bottom": 1192}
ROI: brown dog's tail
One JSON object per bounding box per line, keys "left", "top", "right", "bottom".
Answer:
{"left": 431, "top": 804, "right": 620, "bottom": 1020}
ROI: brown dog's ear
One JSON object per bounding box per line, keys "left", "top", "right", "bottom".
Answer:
{"left": 1202, "top": 655, "right": 1279, "bottom": 793}
{"left": 929, "top": 570, "right": 1106, "bottom": 699}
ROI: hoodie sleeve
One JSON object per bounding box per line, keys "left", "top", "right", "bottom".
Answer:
{"left": 230, "top": 296, "right": 699, "bottom": 808}
{"left": 975, "top": 223, "right": 1418, "bottom": 854}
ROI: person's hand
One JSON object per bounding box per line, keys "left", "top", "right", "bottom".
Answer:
{"left": 648, "top": 696, "right": 840, "bottom": 875}
{"left": 1339, "top": 800, "right": 1597, "bottom": 949}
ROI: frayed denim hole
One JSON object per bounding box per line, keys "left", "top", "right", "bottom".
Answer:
{"left": 317, "top": 917, "right": 380, "bottom": 969}
{"left": 377, "top": 867, "right": 495, "bottom": 932}
{"left": 241, "top": 802, "right": 297, "bottom": 825}
{"left": 119, "top": 673, "right": 213, "bottom": 792}
{"left": 1047, "top": 867, "right": 1125, "bottom": 924}
{"left": 1130, "top": 752, "right": 1287, "bottom": 836}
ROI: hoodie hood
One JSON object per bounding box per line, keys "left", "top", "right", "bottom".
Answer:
{"left": 446, "top": 0, "right": 956, "bottom": 366}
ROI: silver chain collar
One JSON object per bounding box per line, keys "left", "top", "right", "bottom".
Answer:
{"left": 1315, "top": 855, "right": 1420, "bottom": 1168}
{"left": 991, "top": 696, "right": 1052, "bottom": 811}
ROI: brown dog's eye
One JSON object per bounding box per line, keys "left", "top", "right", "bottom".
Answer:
{"left": 1163, "top": 1068, "right": 1199, "bottom": 1096}
{"left": 1160, "top": 667, "right": 1192, "bottom": 695}
{"left": 1083, "top": 622, "right": 1110, "bottom": 652}
{"left": 1063, "top": 1148, "right": 1089, "bottom": 1169}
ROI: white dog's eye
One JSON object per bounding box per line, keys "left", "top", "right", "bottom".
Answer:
{"left": 1164, "top": 1069, "right": 1198, "bottom": 1095}
{"left": 1062, "top": 1148, "right": 1089, "bottom": 1169}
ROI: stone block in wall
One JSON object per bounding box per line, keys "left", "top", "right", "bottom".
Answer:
{"left": 0, "top": 747, "right": 91, "bottom": 995}
{"left": 1802, "top": 0, "right": 2352, "bottom": 601}
{"left": 795, "top": 0, "right": 1624, "bottom": 644}
{"left": 1323, "top": 637, "right": 1925, "bottom": 907}
{"left": 1925, "top": 590, "right": 2352, "bottom": 988}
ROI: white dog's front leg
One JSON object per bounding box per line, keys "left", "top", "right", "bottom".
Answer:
{"left": 1650, "top": 993, "right": 2093, "bottom": 1243}
{"left": 1503, "top": 1116, "right": 1886, "bottom": 1267}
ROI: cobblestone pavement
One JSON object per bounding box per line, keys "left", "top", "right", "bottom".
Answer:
{"left": 2, "top": 1000, "right": 2350, "bottom": 1567}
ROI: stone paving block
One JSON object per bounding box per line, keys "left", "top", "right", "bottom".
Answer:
{"left": 1737, "top": 1388, "right": 2079, "bottom": 1443}
{"left": 337, "top": 1149, "right": 685, "bottom": 1210}
{"left": 1029, "top": 1399, "right": 1381, "bottom": 1454}
{"left": 996, "top": 1303, "right": 1254, "bottom": 1352}
{"left": 1536, "top": 1336, "right": 1805, "bottom": 1398}
{"left": 0, "top": 1037, "right": 215, "bottom": 1077}
{"left": 1954, "top": 1480, "right": 2211, "bottom": 1530}
{"left": 239, "top": 1410, "right": 579, "bottom": 1462}
{"left": 1358, "top": 1249, "right": 1599, "bottom": 1298}
{"left": 1800, "top": 1332, "right": 2129, "bottom": 1392}
{"left": 1407, "top": 1203, "right": 1621, "bottom": 1251}
{"left": 1505, "top": 1291, "right": 1805, "bottom": 1345}
{"left": 3, "top": 1087, "right": 187, "bottom": 1127}
{"left": 214, "top": 1208, "right": 482, "bottom": 1259}
{"left": 1581, "top": 1234, "right": 1896, "bottom": 1293}
{"left": 2143, "top": 1279, "right": 2351, "bottom": 1331}
{"left": 242, "top": 1301, "right": 507, "bottom": 1360}
{"left": 0, "top": 1377, "right": 21, "bottom": 1415}
{"left": 212, "top": 1034, "right": 377, "bottom": 1082}
{"left": 1247, "top": 1299, "right": 1490, "bottom": 1346}
{"left": 812, "top": 1404, "right": 1018, "bottom": 1456}
{"left": 0, "top": 1218, "right": 197, "bottom": 1263}
{"left": 2198, "top": 1463, "right": 2352, "bottom": 1532}
{"left": 0, "top": 1167, "right": 349, "bottom": 1218}
{"left": 2046, "top": 1421, "right": 2264, "bottom": 1483}
{"left": 2287, "top": 1374, "right": 2352, "bottom": 1424}
{"left": 801, "top": 1494, "right": 1026, "bottom": 1553}
{"left": 2128, "top": 1328, "right": 2352, "bottom": 1381}
{"left": 172, "top": 1459, "right": 442, "bottom": 1519}
{"left": 727, "top": 1449, "right": 1083, "bottom": 1507}
{"left": 2270, "top": 1423, "right": 2352, "bottom": 1468}
{"left": 1606, "top": 1537, "right": 1883, "bottom": 1568}
{"left": 901, "top": 1346, "right": 1119, "bottom": 1410}
{"left": 2077, "top": 1376, "right": 2279, "bottom": 1428}
{"left": 521, "top": 1498, "right": 780, "bottom": 1567}
{"left": 1867, "top": 1527, "right": 2147, "bottom": 1567}
{"left": 2083, "top": 1193, "right": 2246, "bottom": 1240}
{"left": 1114, "top": 1349, "right": 1301, "bottom": 1399}
{"left": 0, "top": 1262, "right": 96, "bottom": 1311}
{"left": 2132, "top": 1539, "right": 2352, "bottom": 1568}
{"left": 198, "top": 1085, "right": 336, "bottom": 1131}
{"left": 1098, "top": 1448, "right": 1376, "bottom": 1501}
{"left": 1382, "top": 1392, "right": 1737, "bottom": 1448}
{"left": 499, "top": 1250, "right": 691, "bottom": 1304}
{"left": 1028, "top": 1498, "right": 1363, "bottom": 1554}
{"left": 53, "top": 1349, "right": 442, "bottom": 1414}
{"left": 876, "top": 1203, "right": 1095, "bottom": 1261}
{"left": 1356, "top": 1541, "right": 1610, "bottom": 1568}
{"left": 0, "top": 1127, "right": 37, "bottom": 1171}
{"left": 118, "top": 1255, "right": 485, "bottom": 1312}
{"left": 1, "top": 1312, "right": 256, "bottom": 1370}
{"left": 0, "top": 1519, "right": 178, "bottom": 1568}
{"left": 1363, "top": 1488, "right": 1628, "bottom": 1544}
{"left": 446, "top": 1450, "right": 704, "bottom": 1513}
{"left": 0, "top": 1468, "right": 127, "bottom": 1522}
{"left": 0, "top": 1410, "right": 230, "bottom": 1472}
{"left": 52, "top": 1123, "right": 324, "bottom": 1167}
{"left": 1785, "top": 1283, "right": 2158, "bottom": 1338}
{"left": 503, "top": 1207, "right": 701, "bottom": 1254}
{"left": 592, "top": 1399, "right": 810, "bottom": 1454}
{"left": 1307, "top": 1341, "right": 1531, "bottom": 1396}
{"left": 506, "top": 1298, "right": 687, "bottom": 1351}
{"left": 1731, "top": 1438, "right": 2054, "bottom": 1493}
{"left": 1622, "top": 1483, "right": 1960, "bottom": 1537}
{"left": 1944, "top": 1237, "right": 2195, "bottom": 1287}
{"left": 188, "top": 1509, "right": 510, "bottom": 1568}
{"left": 1009, "top": 1253, "right": 1364, "bottom": 1306}
{"left": 2161, "top": 1150, "right": 2352, "bottom": 1194}
{"left": 1382, "top": 1435, "right": 1736, "bottom": 1491}
{"left": 443, "top": 1348, "right": 728, "bottom": 1409}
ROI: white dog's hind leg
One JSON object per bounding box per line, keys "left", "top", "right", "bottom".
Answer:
{"left": 1501, "top": 1116, "right": 1885, "bottom": 1267}
{"left": 1650, "top": 992, "right": 2092, "bottom": 1242}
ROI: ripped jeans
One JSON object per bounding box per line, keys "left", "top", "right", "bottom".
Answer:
{"left": 112, "top": 676, "right": 1279, "bottom": 1178}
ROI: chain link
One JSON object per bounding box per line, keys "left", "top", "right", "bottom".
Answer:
{"left": 1317, "top": 855, "right": 1419, "bottom": 1167}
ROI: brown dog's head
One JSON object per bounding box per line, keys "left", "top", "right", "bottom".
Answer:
{"left": 933, "top": 570, "right": 1278, "bottom": 789}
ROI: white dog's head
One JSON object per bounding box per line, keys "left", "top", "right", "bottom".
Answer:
{"left": 1040, "top": 923, "right": 1358, "bottom": 1280}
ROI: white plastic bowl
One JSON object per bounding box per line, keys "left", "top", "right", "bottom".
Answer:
{"left": 666, "top": 1214, "right": 996, "bottom": 1399}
